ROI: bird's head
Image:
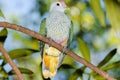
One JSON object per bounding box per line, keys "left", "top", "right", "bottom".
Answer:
{"left": 50, "top": 1, "right": 67, "bottom": 12}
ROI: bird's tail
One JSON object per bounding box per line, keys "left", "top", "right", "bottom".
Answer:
{"left": 42, "top": 53, "right": 59, "bottom": 79}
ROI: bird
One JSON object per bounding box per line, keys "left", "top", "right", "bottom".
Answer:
{"left": 39, "top": 0, "right": 73, "bottom": 79}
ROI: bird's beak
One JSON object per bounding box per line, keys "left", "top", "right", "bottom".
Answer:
{"left": 64, "top": 7, "right": 70, "bottom": 13}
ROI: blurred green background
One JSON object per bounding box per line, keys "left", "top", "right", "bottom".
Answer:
{"left": 0, "top": 0, "right": 120, "bottom": 80}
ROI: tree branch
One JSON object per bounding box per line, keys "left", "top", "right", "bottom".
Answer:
{"left": 0, "top": 22, "right": 115, "bottom": 80}
{"left": 0, "top": 43, "right": 24, "bottom": 80}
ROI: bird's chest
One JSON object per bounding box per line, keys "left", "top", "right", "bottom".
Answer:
{"left": 46, "top": 12, "right": 70, "bottom": 43}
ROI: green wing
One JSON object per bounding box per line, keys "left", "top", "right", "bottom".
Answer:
{"left": 68, "top": 21, "right": 73, "bottom": 48}
{"left": 65, "top": 11, "right": 73, "bottom": 48}
{"left": 39, "top": 18, "right": 46, "bottom": 36}
{"left": 39, "top": 18, "right": 46, "bottom": 58}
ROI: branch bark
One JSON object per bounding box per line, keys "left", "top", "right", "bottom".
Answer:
{"left": 0, "top": 43, "right": 24, "bottom": 80}
{"left": 0, "top": 22, "right": 116, "bottom": 80}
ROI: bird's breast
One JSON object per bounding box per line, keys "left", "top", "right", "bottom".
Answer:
{"left": 46, "top": 12, "right": 71, "bottom": 43}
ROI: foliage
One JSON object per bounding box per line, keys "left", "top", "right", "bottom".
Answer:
{"left": 8, "top": 67, "right": 34, "bottom": 75}
{"left": 0, "top": 9, "right": 5, "bottom": 18}
{"left": 58, "top": 48, "right": 117, "bottom": 80}
{"left": 78, "top": 38, "right": 90, "bottom": 62}
{"left": 90, "top": 0, "right": 105, "bottom": 27}
{"left": 0, "top": 12, "right": 38, "bottom": 79}
{"left": 0, "top": 28, "right": 8, "bottom": 44}
{"left": 0, "top": 28, "right": 36, "bottom": 80}
{"left": 105, "top": 0, "right": 120, "bottom": 33}
{"left": 0, "top": 0, "right": 120, "bottom": 80}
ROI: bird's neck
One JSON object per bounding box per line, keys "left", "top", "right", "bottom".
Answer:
{"left": 50, "top": 11, "right": 64, "bottom": 15}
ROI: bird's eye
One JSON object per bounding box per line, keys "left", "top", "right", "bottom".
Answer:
{"left": 56, "top": 3, "right": 60, "bottom": 6}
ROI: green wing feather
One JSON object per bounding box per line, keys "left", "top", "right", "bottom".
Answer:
{"left": 39, "top": 18, "right": 46, "bottom": 58}
{"left": 68, "top": 21, "right": 73, "bottom": 48}
{"left": 39, "top": 18, "right": 46, "bottom": 36}
{"left": 65, "top": 11, "right": 73, "bottom": 48}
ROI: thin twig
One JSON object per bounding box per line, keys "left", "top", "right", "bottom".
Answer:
{"left": 0, "top": 22, "right": 116, "bottom": 80}
{"left": 0, "top": 43, "right": 24, "bottom": 80}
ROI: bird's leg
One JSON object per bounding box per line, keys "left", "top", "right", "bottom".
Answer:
{"left": 60, "top": 39, "right": 68, "bottom": 53}
{"left": 62, "top": 45, "right": 67, "bottom": 53}
{"left": 48, "top": 37, "right": 53, "bottom": 47}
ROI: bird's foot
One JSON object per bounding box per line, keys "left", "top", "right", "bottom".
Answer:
{"left": 62, "top": 45, "right": 67, "bottom": 53}
{"left": 48, "top": 38, "right": 53, "bottom": 47}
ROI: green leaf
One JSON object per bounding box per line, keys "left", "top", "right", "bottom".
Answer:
{"left": 62, "top": 55, "right": 76, "bottom": 67}
{"left": 93, "top": 75, "right": 105, "bottom": 80}
{"left": 0, "top": 28, "right": 8, "bottom": 44}
{"left": 102, "top": 61, "right": 120, "bottom": 71}
{"left": 0, "top": 56, "right": 3, "bottom": 59}
{"left": 90, "top": 0, "right": 105, "bottom": 27}
{"left": 97, "top": 49, "right": 117, "bottom": 68}
{"left": 0, "top": 66, "right": 8, "bottom": 78}
{"left": 8, "top": 67, "right": 33, "bottom": 75}
{"left": 69, "top": 68, "right": 84, "bottom": 80}
{"left": 59, "top": 64, "right": 76, "bottom": 69}
{"left": 78, "top": 38, "right": 91, "bottom": 62}
{"left": 8, "top": 48, "right": 39, "bottom": 59}
{"left": 116, "top": 78, "right": 120, "bottom": 80}
{"left": 0, "top": 9, "right": 5, "bottom": 18}
{"left": 105, "top": 0, "right": 120, "bottom": 31}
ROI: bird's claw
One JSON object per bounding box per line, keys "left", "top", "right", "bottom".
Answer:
{"left": 48, "top": 38, "right": 53, "bottom": 47}
{"left": 62, "top": 46, "right": 67, "bottom": 53}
